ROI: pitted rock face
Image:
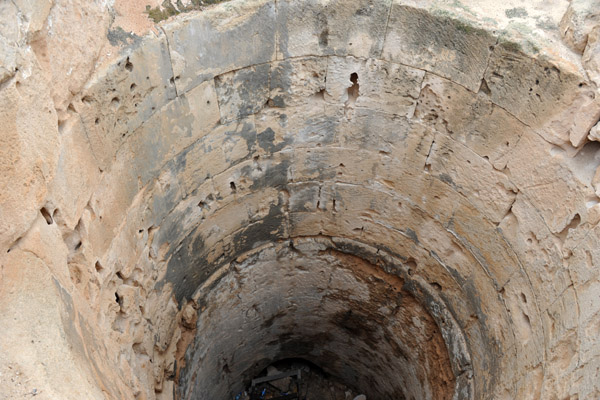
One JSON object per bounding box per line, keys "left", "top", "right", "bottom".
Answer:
{"left": 1, "top": 0, "right": 600, "bottom": 399}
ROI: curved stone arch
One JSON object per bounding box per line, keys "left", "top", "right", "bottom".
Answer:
{"left": 2, "top": 0, "right": 599, "bottom": 399}
{"left": 75, "top": 1, "right": 586, "bottom": 397}
{"left": 179, "top": 235, "right": 476, "bottom": 399}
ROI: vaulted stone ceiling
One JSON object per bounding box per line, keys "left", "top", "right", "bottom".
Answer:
{"left": 1, "top": 0, "right": 599, "bottom": 399}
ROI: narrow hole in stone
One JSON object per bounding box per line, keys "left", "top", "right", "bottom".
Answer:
{"left": 125, "top": 58, "right": 133, "bottom": 72}
{"left": 230, "top": 181, "right": 237, "bottom": 193}
{"left": 318, "top": 28, "right": 328, "bottom": 47}
{"left": 523, "top": 312, "right": 531, "bottom": 327}
{"left": 479, "top": 79, "right": 491, "bottom": 95}
{"left": 314, "top": 88, "right": 326, "bottom": 100}
{"left": 111, "top": 97, "right": 120, "bottom": 110}
{"left": 348, "top": 72, "right": 359, "bottom": 103}
{"left": 95, "top": 261, "right": 103, "bottom": 272}
{"left": 40, "top": 207, "right": 53, "bottom": 225}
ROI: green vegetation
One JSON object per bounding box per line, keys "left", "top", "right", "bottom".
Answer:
{"left": 505, "top": 7, "right": 528, "bottom": 19}
{"left": 431, "top": 8, "right": 489, "bottom": 37}
{"left": 453, "top": 19, "right": 482, "bottom": 35}
{"left": 146, "top": 3, "right": 179, "bottom": 23}
{"left": 145, "top": 0, "right": 231, "bottom": 23}
{"left": 498, "top": 38, "right": 523, "bottom": 53}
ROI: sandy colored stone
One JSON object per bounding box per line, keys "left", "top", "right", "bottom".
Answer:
{"left": 382, "top": 3, "right": 496, "bottom": 92}
{"left": 484, "top": 42, "right": 586, "bottom": 130}
{"left": 559, "top": 0, "right": 600, "bottom": 53}
{"left": 277, "top": 0, "right": 392, "bottom": 59}
{"left": 76, "top": 31, "right": 177, "bottom": 170}
{"left": 47, "top": 115, "right": 101, "bottom": 229}
{"left": 163, "top": 0, "right": 277, "bottom": 94}
{"left": 27, "top": 0, "right": 110, "bottom": 119}
{"left": 326, "top": 56, "right": 425, "bottom": 117}
{"left": 0, "top": 61, "right": 59, "bottom": 254}
{"left": 1, "top": 0, "right": 600, "bottom": 399}
{"left": 583, "top": 26, "right": 600, "bottom": 86}
{"left": 269, "top": 57, "right": 327, "bottom": 108}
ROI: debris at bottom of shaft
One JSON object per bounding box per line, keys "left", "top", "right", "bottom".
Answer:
{"left": 249, "top": 369, "right": 301, "bottom": 399}
{"left": 235, "top": 392, "right": 250, "bottom": 400}
{"left": 353, "top": 395, "right": 366, "bottom": 400}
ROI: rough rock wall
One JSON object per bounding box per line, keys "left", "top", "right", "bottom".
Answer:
{"left": 1, "top": 0, "right": 600, "bottom": 399}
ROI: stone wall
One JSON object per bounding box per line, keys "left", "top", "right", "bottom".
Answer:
{"left": 1, "top": 0, "right": 599, "bottom": 399}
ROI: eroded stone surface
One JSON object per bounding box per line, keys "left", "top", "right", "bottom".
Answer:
{"left": 1, "top": 1, "right": 600, "bottom": 400}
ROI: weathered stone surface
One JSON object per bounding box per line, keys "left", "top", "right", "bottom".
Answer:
{"left": 255, "top": 102, "right": 344, "bottom": 151}
{"left": 0, "top": 216, "right": 130, "bottom": 400}
{"left": 47, "top": 116, "right": 101, "bottom": 229}
{"left": 507, "top": 130, "right": 591, "bottom": 234}
{"left": 382, "top": 4, "right": 496, "bottom": 92}
{"left": 498, "top": 195, "right": 571, "bottom": 311}
{"left": 589, "top": 119, "right": 600, "bottom": 142}
{"left": 77, "top": 32, "right": 176, "bottom": 170}
{"left": 12, "top": 0, "right": 53, "bottom": 38}
{"left": 426, "top": 133, "right": 518, "bottom": 224}
{"left": 277, "top": 0, "right": 392, "bottom": 59}
{"left": 269, "top": 57, "right": 327, "bottom": 107}
{"left": 163, "top": 0, "right": 276, "bottom": 94}
{"left": 1, "top": 0, "right": 600, "bottom": 399}
{"left": 0, "top": 63, "right": 59, "bottom": 254}
{"left": 0, "top": 2, "right": 19, "bottom": 85}
{"left": 27, "top": 0, "right": 110, "bottom": 118}
{"left": 326, "top": 56, "right": 425, "bottom": 116}
{"left": 560, "top": 0, "right": 600, "bottom": 53}
{"left": 215, "top": 63, "right": 270, "bottom": 123}
{"left": 127, "top": 79, "right": 220, "bottom": 185}
{"left": 484, "top": 43, "right": 586, "bottom": 131}
{"left": 583, "top": 26, "right": 600, "bottom": 86}
{"left": 415, "top": 73, "right": 527, "bottom": 169}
